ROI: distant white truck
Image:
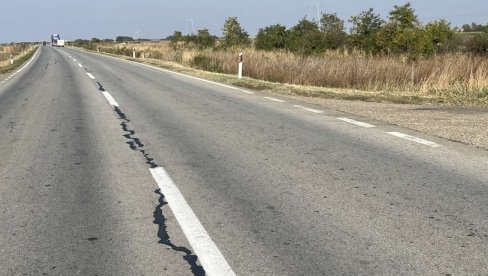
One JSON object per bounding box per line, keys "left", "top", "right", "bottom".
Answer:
{"left": 51, "top": 34, "right": 65, "bottom": 47}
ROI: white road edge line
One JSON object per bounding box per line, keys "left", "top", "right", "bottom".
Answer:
{"left": 263, "top": 96, "right": 286, "bottom": 103}
{"left": 78, "top": 63, "right": 83, "bottom": 68}
{"left": 386, "top": 132, "right": 441, "bottom": 148}
{"left": 101, "top": 91, "right": 120, "bottom": 107}
{"left": 86, "top": 73, "right": 95, "bottom": 79}
{"left": 0, "top": 46, "right": 40, "bottom": 85}
{"left": 337, "top": 117, "right": 376, "bottom": 128}
{"left": 293, "top": 105, "right": 323, "bottom": 114}
{"left": 239, "top": 89, "right": 254, "bottom": 94}
{"left": 85, "top": 50, "right": 253, "bottom": 94}
{"left": 76, "top": 47, "right": 261, "bottom": 96}
{"left": 149, "top": 167, "right": 236, "bottom": 276}
{"left": 73, "top": 58, "right": 77, "bottom": 62}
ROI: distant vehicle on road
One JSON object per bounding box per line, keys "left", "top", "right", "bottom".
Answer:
{"left": 42, "top": 41, "right": 46, "bottom": 46}
{"left": 51, "top": 34, "right": 65, "bottom": 47}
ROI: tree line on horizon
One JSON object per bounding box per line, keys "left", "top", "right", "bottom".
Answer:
{"left": 76, "top": 3, "right": 488, "bottom": 58}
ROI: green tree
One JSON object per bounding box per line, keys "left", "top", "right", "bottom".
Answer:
{"left": 462, "top": 23, "right": 487, "bottom": 32}
{"left": 388, "top": 2, "right": 418, "bottom": 29}
{"left": 320, "top": 13, "right": 346, "bottom": 49}
{"left": 255, "top": 24, "right": 287, "bottom": 51}
{"left": 115, "top": 36, "right": 134, "bottom": 43}
{"left": 375, "top": 3, "right": 422, "bottom": 55}
{"left": 420, "top": 20, "right": 453, "bottom": 54}
{"left": 91, "top": 37, "right": 101, "bottom": 43}
{"left": 286, "top": 18, "right": 325, "bottom": 55}
{"left": 349, "top": 8, "right": 384, "bottom": 52}
{"left": 195, "top": 28, "right": 216, "bottom": 49}
{"left": 222, "top": 17, "right": 250, "bottom": 48}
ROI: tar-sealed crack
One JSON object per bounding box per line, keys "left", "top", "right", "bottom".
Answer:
{"left": 154, "top": 189, "right": 205, "bottom": 275}
{"left": 96, "top": 81, "right": 105, "bottom": 91}
{"left": 95, "top": 80, "right": 205, "bottom": 275}
{"left": 116, "top": 115, "right": 157, "bottom": 168}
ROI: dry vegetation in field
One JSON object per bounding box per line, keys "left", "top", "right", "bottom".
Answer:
{"left": 74, "top": 3, "right": 488, "bottom": 105}
{"left": 89, "top": 41, "right": 488, "bottom": 104}
{"left": 0, "top": 44, "right": 37, "bottom": 74}
{"left": 0, "top": 44, "right": 28, "bottom": 66}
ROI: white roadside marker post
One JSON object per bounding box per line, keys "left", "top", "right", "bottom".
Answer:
{"left": 9, "top": 54, "right": 13, "bottom": 64}
{"left": 133, "top": 49, "right": 136, "bottom": 58}
{"left": 238, "top": 52, "right": 243, "bottom": 79}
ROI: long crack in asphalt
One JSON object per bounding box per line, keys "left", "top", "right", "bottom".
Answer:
{"left": 154, "top": 189, "right": 205, "bottom": 276}
{"left": 95, "top": 80, "right": 205, "bottom": 275}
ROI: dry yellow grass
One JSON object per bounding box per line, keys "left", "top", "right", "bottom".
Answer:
{"left": 0, "top": 44, "right": 29, "bottom": 67}
{"left": 94, "top": 41, "right": 488, "bottom": 103}
{"left": 0, "top": 44, "right": 37, "bottom": 74}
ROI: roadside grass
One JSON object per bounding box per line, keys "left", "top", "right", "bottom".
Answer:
{"left": 79, "top": 42, "right": 488, "bottom": 106}
{"left": 0, "top": 45, "right": 38, "bottom": 75}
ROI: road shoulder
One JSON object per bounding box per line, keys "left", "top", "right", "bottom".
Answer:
{"left": 281, "top": 94, "right": 488, "bottom": 150}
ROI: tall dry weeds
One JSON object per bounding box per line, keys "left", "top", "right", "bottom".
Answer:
{"left": 0, "top": 44, "right": 29, "bottom": 67}
{"left": 97, "top": 42, "right": 488, "bottom": 99}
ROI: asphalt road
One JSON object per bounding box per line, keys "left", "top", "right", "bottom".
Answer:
{"left": 1, "top": 45, "right": 487, "bottom": 275}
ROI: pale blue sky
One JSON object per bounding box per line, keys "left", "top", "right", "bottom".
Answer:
{"left": 1, "top": 0, "right": 487, "bottom": 43}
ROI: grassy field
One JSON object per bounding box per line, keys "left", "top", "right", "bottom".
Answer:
{"left": 86, "top": 41, "right": 488, "bottom": 105}
{"left": 0, "top": 44, "right": 38, "bottom": 74}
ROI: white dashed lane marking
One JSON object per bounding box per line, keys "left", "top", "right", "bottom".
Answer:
{"left": 293, "top": 105, "right": 323, "bottom": 114}
{"left": 76, "top": 48, "right": 446, "bottom": 151}
{"left": 93, "top": 80, "right": 235, "bottom": 276}
{"left": 387, "top": 132, "right": 441, "bottom": 148}
{"left": 263, "top": 96, "right": 286, "bottom": 103}
{"left": 85, "top": 69, "right": 235, "bottom": 274}
{"left": 150, "top": 167, "right": 236, "bottom": 276}
{"left": 101, "top": 92, "right": 119, "bottom": 107}
{"left": 86, "top": 73, "right": 95, "bottom": 79}
{"left": 239, "top": 89, "right": 254, "bottom": 94}
{"left": 337, "top": 117, "right": 376, "bottom": 128}
{"left": 78, "top": 63, "right": 83, "bottom": 68}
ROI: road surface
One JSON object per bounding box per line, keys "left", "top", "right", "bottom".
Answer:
{"left": 1, "top": 46, "right": 487, "bottom": 275}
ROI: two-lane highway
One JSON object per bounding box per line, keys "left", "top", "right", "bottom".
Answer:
{"left": 0, "top": 47, "right": 198, "bottom": 275}
{"left": 1, "top": 45, "right": 487, "bottom": 275}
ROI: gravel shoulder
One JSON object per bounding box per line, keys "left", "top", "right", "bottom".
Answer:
{"left": 282, "top": 94, "right": 488, "bottom": 150}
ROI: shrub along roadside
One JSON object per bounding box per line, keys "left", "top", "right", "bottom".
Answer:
{"left": 75, "top": 42, "right": 488, "bottom": 106}
{"left": 166, "top": 4, "right": 487, "bottom": 58}
{"left": 73, "top": 2, "right": 488, "bottom": 105}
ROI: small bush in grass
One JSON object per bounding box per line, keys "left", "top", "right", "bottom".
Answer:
{"left": 470, "top": 32, "right": 488, "bottom": 54}
{"left": 190, "top": 55, "right": 224, "bottom": 72}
